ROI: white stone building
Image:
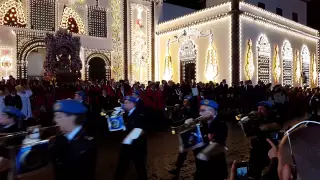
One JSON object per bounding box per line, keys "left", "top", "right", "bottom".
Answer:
{"left": 156, "top": 0, "right": 319, "bottom": 87}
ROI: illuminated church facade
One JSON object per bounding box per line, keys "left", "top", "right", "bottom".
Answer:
{"left": 0, "top": 0, "right": 162, "bottom": 82}
{"left": 0, "top": 0, "right": 318, "bottom": 87}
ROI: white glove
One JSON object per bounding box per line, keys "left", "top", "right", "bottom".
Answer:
{"left": 114, "top": 107, "right": 122, "bottom": 111}
{"left": 240, "top": 116, "right": 250, "bottom": 122}
{"left": 184, "top": 118, "right": 193, "bottom": 125}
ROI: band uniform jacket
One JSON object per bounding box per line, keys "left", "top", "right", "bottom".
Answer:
{"left": 51, "top": 129, "right": 97, "bottom": 180}
{"left": 200, "top": 119, "right": 228, "bottom": 180}
{"left": 0, "top": 123, "right": 22, "bottom": 158}
{"left": 0, "top": 123, "right": 22, "bottom": 180}
{"left": 123, "top": 108, "right": 147, "bottom": 152}
{"left": 4, "top": 95, "right": 22, "bottom": 110}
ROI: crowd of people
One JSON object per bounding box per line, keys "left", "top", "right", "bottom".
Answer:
{"left": 0, "top": 75, "right": 318, "bottom": 180}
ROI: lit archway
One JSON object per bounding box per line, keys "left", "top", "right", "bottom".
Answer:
{"left": 85, "top": 53, "right": 111, "bottom": 80}
{"left": 17, "top": 39, "right": 46, "bottom": 79}
{"left": 179, "top": 39, "right": 197, "bottom": 82}
{"left": 60, "top": 7, "right": 85, "bottom": 34}
{"left": 301, "top": 45, "right": 310, "bottom": 86}
{"left": 257, "top": 34, "right": 271, "bottom": 84}
{"left": 27, "top": 48, "right": 46, "bottom": 79}
{"left": 282, "top": 40, "right": 293, "bottom": 86}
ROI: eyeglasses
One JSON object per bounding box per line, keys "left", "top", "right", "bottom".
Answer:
{"left": 284, "top": 121, "right": 320, "bottom": 180}
{"left": 199, "top": 109, "right": 211, "bottom": 113}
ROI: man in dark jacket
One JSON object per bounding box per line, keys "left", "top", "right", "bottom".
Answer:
{"left": 4, "top": 89, "right": 22, "bottom": 110}
{"left": 51, "top": 99, "right": 96, "bottom": 180}
{"left": 114, "top": 96, "right": 148, "bottom": 180}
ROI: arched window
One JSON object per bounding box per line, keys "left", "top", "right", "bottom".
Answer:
{"left": 60, "top": 7, "right": 85, "bottom": 34}
{"left": 257, "top": 34, "right": 271, "bottom": 84}
{"left": 281, "top": 40, "right": 293, "bottom": 86}
{"left": 301, "top": 45, "right": 310, "bottom": 86}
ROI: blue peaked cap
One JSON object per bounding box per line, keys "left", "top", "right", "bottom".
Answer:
{"left": 200, "top": 99, "right": 219, "bottom": 110}
{"left": 257, "top": 101, "right": 273, "bottom": 108}
{"left": 2, "top": 106, "right": 26, "bottom": 119}
{"left": 53, "top": 99, "right": 88, "bottom": 114}
{"left": 124, "top": 96, "right": 139, "bottom": 103}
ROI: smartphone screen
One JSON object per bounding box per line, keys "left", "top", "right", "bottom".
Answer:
{"left": 236, "top": 162, "right": 248, "bottom": 180}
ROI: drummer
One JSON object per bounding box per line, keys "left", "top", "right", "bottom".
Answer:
{"left": 51, "top": 99, "right": 96, "bottom": 180}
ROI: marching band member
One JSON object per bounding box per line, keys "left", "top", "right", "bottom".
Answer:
{"left": 168, "top": 95, "right": 199, "bottom": 177}
{"left": 133, "top": 90, "right": 144, "bottom": 110}
{"left": 74, "top": 91, "right": 89, "bottom": 109}
{"left": 195, "top": 99, "right": 228, "bottom": 180}
{"left": 114, "top": 96, "right": 148, "bottom": 180}
{"left": 0, "top": 106, "right": 25, "bottom": 179}
{"left": 51, "top": 99, "right": 96, "bottom": 180}
{"left": 0, "top": 106, "right": 25, "bottom": 134}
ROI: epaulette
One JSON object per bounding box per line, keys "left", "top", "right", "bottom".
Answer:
{"left": 84, "top": 136, "right": 94, "bottom": 141}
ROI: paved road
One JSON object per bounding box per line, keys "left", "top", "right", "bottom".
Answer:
{"left": 96, "top": 122, "right": 251, "bottom": 180}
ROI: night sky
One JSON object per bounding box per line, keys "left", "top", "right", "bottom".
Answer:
{"left": 165, "top": 0, "right": 320, "bottom": 31}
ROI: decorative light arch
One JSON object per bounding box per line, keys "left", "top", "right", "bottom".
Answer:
{"left": 245, "top": 39, "right": 254, "bottom": 80}
{"left": 301, "top": 45, "right": 310, "bottom": 86}
{"left": 0, "top": 0, "right": 26, "bottom": 27}
{"left": 281, "top": 40, "right": 293, "bottom": 86}
{"left": 85, "top": 53, "right": 111, "bottom": 80}
{"left": 205, "top": 33, "right": 218, "bottom": 82}
{"left": 17, "top": 39, "right": 46, "bottom": 79}
{"left": 179, "top": 38, "right": 197, "bottom": 82}
{"left": 60, "top": 7, "right": 85, "bottom": 34}
{"left": 273, "top": 45, "right": 281, "bottom": 84}
{"left": 312, "top": 54, "right": 317, "bottom": 86}
{"left": 257, "top": 34, "right": 271, "bottom": 84}
{"left": 164, "top": 28, "right": 214, "bottom": 83}
{"left": 295, "top": 50, "right": 301, "bottom": 84}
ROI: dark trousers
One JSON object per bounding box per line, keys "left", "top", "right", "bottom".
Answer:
{"left": 174, "top": 148, "right": 201, "bottom": 170}
{"left": 194, "top": 153, "right": 228, "bottom": 180}
{"left": 114, "top": 142, "right": 148, "bottom": 180}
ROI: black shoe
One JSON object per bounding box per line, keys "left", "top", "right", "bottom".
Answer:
{"left": 168, "top": 168, "right": 180, "bottom": 175}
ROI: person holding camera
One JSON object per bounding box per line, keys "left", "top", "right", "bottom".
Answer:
{"left": 248, "top": 101, "right": 283, "bottom": 180}
{"left": 51, "top": 99, "right": 97, "bottom": 180}
{"left": 230, "top": 120, "right": 320, "bottom": 180}
{"left": 114, "top": 96, "right": 148, "bottom": 180}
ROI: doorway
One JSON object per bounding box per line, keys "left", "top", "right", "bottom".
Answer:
{"left": 181, "top": 61, "right": 196, "bottom": 82}
{"left": 89, "top": 57, "right": 106, "bottom": 81}
{"left": 27, "top": 48, "right": 46, "bottom": 79}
